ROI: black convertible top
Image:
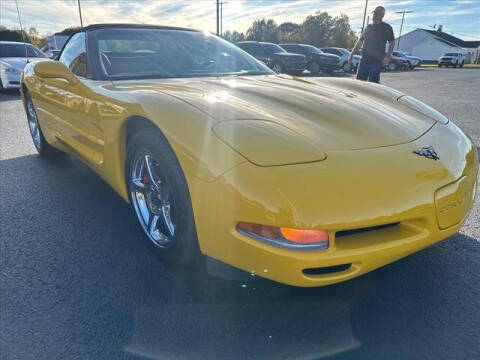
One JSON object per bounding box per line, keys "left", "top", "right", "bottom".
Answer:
{"left": 79, "top": 23, "right": 199, "bottom": 32}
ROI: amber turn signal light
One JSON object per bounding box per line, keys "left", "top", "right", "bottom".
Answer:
{"left": 280, "top": 228, "right": 329, "bottom": 244}
{"left": 237, "top": 222, "right": 329, "bottom": 250}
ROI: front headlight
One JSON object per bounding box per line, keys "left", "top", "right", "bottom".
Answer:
{"left": 1, "top": 67, "right": 19, "bottom": 74}
{"left": 397, "top": 95, "right": 449, "bottom": 125}
{"left": 213, "top": 120, "right": 326, "bottom": 166}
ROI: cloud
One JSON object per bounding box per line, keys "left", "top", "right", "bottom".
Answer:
{"left": 0, "top": 0, "right": 478, "bottom": 40}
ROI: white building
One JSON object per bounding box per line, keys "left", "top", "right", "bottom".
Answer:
{"left": 46, "top": 33, "right": 69, "bottom": 51}
{"left": 395, "top": 28, "right": 480, "bottom": 63}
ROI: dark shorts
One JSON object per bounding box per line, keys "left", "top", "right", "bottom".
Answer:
{"left": 356, "top": 60, "right": 382, "bottom": 83}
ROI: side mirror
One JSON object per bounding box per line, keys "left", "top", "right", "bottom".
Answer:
{"left": 34, "top": 61, "right": 79, "bottom": 85}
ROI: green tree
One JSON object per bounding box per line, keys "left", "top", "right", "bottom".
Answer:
{"left": 277, "top": 22, "right": 304, "bottom": 43}
{"left": 242, "top": 12, "right": 357, "bottom": 48}
{"left": 301, "top": 12, "right": 334, "bottom": 47}
{"left": 246, "top": 19, "right": 278, "bottom": 42}
{"left": 222, "top": 30, "right": 245, "bottom": 43}
{"left": 0, "top": 28, "right": 31, "bottom": 43}
{"left": 330, "top": 15, "right": 357, "bottom": 49}
{"left": 28, "top": 27, "right": 46, "bottom": 48}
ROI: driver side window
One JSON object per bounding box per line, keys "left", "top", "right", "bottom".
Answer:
{"left": 59, "top": 32, "right": 87, "bottom": 77}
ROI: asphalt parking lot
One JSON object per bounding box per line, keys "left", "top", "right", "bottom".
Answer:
{"left": 1, "top": 67, "right": 479, "bottom": 360}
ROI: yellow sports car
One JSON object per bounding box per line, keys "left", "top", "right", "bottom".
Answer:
{"left": 21, "top": 24, "right": 477, "bottom": 287}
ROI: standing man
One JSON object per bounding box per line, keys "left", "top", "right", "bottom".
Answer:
{"left": 348, "top": 6, "right": 395, "bottom": 83}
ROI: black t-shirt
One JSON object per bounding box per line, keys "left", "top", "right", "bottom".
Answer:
{"left": 361, "top": 22, "right": 395, "bottom": 64}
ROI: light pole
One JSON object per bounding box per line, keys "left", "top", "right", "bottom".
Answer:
{"left": 361, "top": 0, "right": 369, "bottom": 34}
{"left": 395, "top": 10, "right": 413, "bottom": 50}
{"left": 77, "top": 0, "right": 83, "bottom": 27}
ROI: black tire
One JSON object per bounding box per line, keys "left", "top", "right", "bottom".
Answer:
{"left": 309, "top": 61, "right": 320, "bottom": 75}
{"left": 460, "top": 62, "right": 464, "bottom": 68}
{"left": 271, "top": 62, "right": 284, "bottom": 74}
{"left": 126, "top": 128, "right": 199, "bottom": 264}
{"left": 24, "top": 92, "right": 63, "bottom": 157}
{"left": 438, "top": 64, "right": 442, "bottom": 67}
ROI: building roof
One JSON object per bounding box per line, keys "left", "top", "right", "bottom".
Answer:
{"left": 422, "top": 29, "right": 480, "bottom": 48}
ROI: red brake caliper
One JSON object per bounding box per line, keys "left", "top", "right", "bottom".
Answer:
{"left": 142, "top": 172, "right": 149, "bottom": 185}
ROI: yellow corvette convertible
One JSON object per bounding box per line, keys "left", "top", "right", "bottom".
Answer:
{"left": 21, "top": 24, "right": 477, "bottom": 287}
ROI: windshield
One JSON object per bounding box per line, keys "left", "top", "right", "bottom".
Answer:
{"left": 0, "top": 44, "right": 46, "bottom": 58}
{"left": 262, "top": 43, "right": 286, "bottom": 54}
{"left": 444, "top": 53, "right": 458, "bottom": 56}
{"left": 93, "top": 28, "right": 273, "bottom": 80}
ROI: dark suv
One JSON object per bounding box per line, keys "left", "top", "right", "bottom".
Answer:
{"left": 237, "top": 41, "right": 307, "bottom": 75}
{"left": 280, "top": 44, "right": 341, "bottom": 74}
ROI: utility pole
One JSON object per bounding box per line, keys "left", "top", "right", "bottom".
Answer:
{"left": 216, "top": 0, "right": 220, "bottom": 35}
{"left": 395, "top": 10, "right": 413, "bottom": 50}
{"left": 220, "top": 1, "right": 228, "bottom": 36}
{"left": 77, "top": 0, "right": 83, "bottom": 27}
{"left": 361, "top": 0, "right": 369, "bottom": 34}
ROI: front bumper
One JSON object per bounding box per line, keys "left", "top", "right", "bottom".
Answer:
{"left": 321, "top": 62, "right": 342, "bottom": 70}
{"left": 284, "top": 62, "right": 307, "bottom": 72}
{"left": 439, "top": 59, "right": 457, "bottom": 65}
{"left": 189, "top": 122, "right": 477, "bottom": 287}
{"left": 0, "top": 72, "right": 21, "bottom": 89}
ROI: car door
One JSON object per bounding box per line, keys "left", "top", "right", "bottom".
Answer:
{"left": 252, "top": 44, "right": 269, "bottom": 64}
{"left": 35, "top": 32, "right": 106, "bottom": 169}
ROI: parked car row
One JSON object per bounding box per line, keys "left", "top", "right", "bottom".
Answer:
{"left": 1, "top": 37, "right": 464, "bottom": 93}
{"left": 236, "top": 41, "right": 426, "bottom": 75}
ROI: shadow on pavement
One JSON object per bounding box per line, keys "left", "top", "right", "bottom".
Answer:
{"left": 0, "top": 89, "right": 21, "bottom": 102}
{"left": 1, "top": 154, "right": 479, "bottom": 360}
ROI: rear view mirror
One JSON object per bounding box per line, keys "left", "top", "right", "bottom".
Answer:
{"left": 34, "top": 61, "right": 79, "bottom": 85}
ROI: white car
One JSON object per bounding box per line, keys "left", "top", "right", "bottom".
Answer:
{"left": 392, "top": 51, "right": 422, "bottom": 69}
{"left": 0, "top": 41, "right": 48, "bottom": 90}
{"left": 438, "top": 53, "right": 465, "bottom": 68}
{"left": 319, "top": 47, "right": 351, "bottom": 70}
{"left": 44, "top": 49, "right": 61, "bottom": 60}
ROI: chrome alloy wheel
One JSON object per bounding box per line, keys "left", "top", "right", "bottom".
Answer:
{"left": 130, "top": 152, "right": 176, "bottom": 247}
{"left": 26, "top": 98, "right": 41, "bottom": 149}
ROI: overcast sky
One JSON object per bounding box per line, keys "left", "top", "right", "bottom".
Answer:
{"left": 1, "top": 0, "right": 479, "bottom": 40}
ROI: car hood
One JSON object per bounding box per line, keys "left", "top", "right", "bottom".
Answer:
{"left": 0, "top": 57, "right": 46, "bottom": 71}
{"left": 114, "top": 75, "right": 436, "bottom": 152}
